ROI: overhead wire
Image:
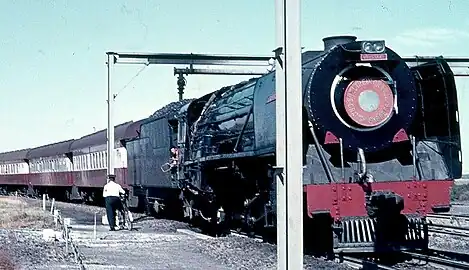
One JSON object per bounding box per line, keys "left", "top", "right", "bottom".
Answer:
{"left": 113, "top": 63, "right": 149, "bottom": 100}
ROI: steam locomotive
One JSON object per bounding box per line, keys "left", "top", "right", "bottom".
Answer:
{"left": 161, "top": 35, "right": 462, "bottom": 253}
{"left": 0, "top": 35, "right": 461, "bottom": 255}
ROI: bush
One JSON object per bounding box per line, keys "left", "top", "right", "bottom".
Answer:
{"left": 450, "top": 183, "right": 469, "bottom": 201}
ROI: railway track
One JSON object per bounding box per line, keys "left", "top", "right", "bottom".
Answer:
{"left": 427, "top": 213, "right": 469, "bottom": 226}
{"left": 402, "top": 248, "right": 469, "bottom": 269}
{"left": 337, "top": 255, "right": 398, "bottom": 270}
{"left": 427, "top": 213, "right": 469, "bottom": 238}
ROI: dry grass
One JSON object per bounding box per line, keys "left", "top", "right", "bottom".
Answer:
{"left": 0, "top": 249, "right": 16, "bottom": 270}
{"left": 0, "top": 197, "right": 54, "bottom": 229}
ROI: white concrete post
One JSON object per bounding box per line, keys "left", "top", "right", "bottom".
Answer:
{"left": 275, "top": 0, "right": 304, "bottom": 268}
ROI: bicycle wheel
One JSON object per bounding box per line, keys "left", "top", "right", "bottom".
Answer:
{"left": 125, "top": 210, "right": 133, "bottom": 231}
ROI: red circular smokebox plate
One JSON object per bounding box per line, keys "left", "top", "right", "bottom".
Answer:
{"left": 343, "top": 80, "right": 394, "bottom": 127}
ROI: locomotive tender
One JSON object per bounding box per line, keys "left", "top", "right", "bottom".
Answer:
{"left": 0, "top": 36, "right": 462, "bottom": 254}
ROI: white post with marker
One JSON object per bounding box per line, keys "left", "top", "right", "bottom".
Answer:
{"left": 275, "top": 0, "right": 304, "bottom": 269}
{"left": 106, "top": 52, "right": 115, "bottom": 181}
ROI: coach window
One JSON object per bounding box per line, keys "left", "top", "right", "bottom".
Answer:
{"left": 93, "top": 153, "right": 97, "bottom": 169}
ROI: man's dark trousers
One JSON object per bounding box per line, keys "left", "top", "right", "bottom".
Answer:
{"left": 105, "top": 196, "right": 122, "bottom": 230}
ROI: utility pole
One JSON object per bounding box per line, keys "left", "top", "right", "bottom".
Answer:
{"left": 275, "top": 0, "right": 303, "bottom": 269}
{"left": 106, "top": 52, "right": 115, "bottom": 180}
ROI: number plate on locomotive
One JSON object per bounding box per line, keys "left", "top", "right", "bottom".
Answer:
{"left": 360, "top": 53, "right": 388, "bottom": 61}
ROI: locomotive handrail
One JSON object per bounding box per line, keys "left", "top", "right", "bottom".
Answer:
{"left": 402, "top": 56, "right": 469, "bottom": 63}
{"left": 160, "top": 163, "right": 172, "bottom": 173}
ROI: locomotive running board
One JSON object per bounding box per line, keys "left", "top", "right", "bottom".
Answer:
{"left": 334, "top": 217, "right": 429, "bottom": 253}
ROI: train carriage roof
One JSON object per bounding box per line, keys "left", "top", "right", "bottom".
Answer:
{"left": 0, "top": 148, "right": 30, "bottom": 162}
{"left": 26, "top": 139, "right": 75, "bottom": 159}
{"left": 70, "top": 120, "right": 146, "bottom": 151}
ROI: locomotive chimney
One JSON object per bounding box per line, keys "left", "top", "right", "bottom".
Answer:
{"left": 322, "top": 35, "right": 357, "bottom": 51}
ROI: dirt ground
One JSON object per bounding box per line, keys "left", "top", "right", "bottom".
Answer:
{"left": 0, "top": 196, "right": 76, "bottom": 270}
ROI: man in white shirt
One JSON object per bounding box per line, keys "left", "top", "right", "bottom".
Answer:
{"left": 103, "top": 175, "right": 126, "bottom": 231}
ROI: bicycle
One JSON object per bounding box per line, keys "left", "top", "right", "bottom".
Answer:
{"left": 117, "top": 194, "right": 134, "bottom": 231}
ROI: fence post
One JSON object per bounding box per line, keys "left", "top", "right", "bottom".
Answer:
{"left": 42, "top": 194, "right": 46, "bottom": 211}
{"left": 94, "top": 212, "right": 97, "bottom": 241}
{"left": 50, "top": 198, "right": 55, "bottom": 214}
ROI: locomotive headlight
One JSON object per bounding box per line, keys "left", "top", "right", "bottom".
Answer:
{"left": 361, "top": 40, "right": 386, "bottom": 54}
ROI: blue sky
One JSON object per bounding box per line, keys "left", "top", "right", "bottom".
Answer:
{"left": 0, "top": 0, "right": 468, "bottom": 172}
